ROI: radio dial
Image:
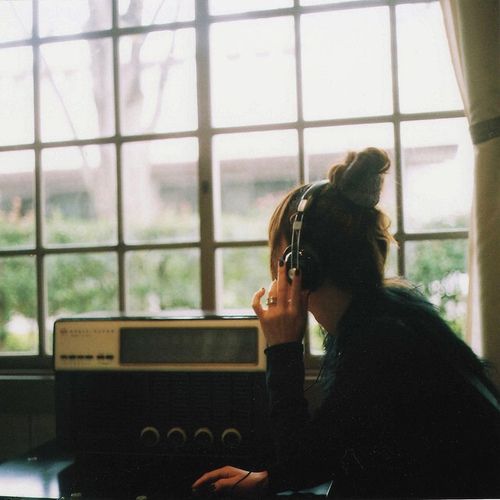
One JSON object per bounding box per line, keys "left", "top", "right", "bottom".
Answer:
{"left": 140, "top": 426, "right": 160, "bottom": 447}
{"left": 194, "top": 427, "right": 214, "bottom": 450}
{"left": 221, "top": 428, "right": 242, "bottom": 449}
{"left": 166, "top": 427, "right": 187, "bottom": 449}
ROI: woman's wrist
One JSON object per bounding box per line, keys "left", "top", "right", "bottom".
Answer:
{"left": 265, "top": 340, "right": 303, "bottom": 355}
{"left": 254, "top": 470, "right": 269, "bottom": 494}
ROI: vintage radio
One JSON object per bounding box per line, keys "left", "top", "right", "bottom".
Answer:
{"left": 54, "top": 315, "right": 272, "bottom": 466}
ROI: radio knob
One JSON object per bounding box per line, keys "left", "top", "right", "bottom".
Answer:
{"left": 194, "top": 427, "right": 214, "bottom": 450}
{"left": 221, "top": 428, "right": 242, "bottom": 449}
{"left": 166, "top": 427, "right": 187, "bottom": 449}
{"left": 140, "top": 426, "right": 160, "bottom": 447}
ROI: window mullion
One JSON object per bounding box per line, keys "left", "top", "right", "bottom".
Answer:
{"left": 294, "top": 2, "right": 316, "bottom": 365}
{"left": 196, "top": 1, "right": 217, "bottom": 311}
{"left": 389, "top": 3, "right": 405, "bottom": 277}
{"left": 111, "top": 0, "right": 126, "bottom": 312}
{"left": 32, "top": 0, "right": 47, "bottom": 358}
{"left": 294, "top": 2, "right": 306, "bottom": 185}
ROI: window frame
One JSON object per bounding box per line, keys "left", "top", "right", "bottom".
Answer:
{"left": 0, "top": 0, "right": 468, "bottom": 373}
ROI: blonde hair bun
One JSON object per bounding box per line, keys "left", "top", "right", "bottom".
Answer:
{"left": 328, "top": 147, "right": 390, "bottom": 208}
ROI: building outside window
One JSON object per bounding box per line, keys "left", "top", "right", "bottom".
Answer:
{"left": 0, "top": 0, "right": 472, "bottom": 371}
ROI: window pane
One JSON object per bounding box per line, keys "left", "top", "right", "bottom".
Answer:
{"left": 0, "top": 150, "right": 35, "bottom": 249}
{"left": 210, "top": 17, "right": 297, "bottom": 127}
{"left": 46, "top": 252, "right": 118, "bottom": 353}
{"left": 401, "top": 118, "right": 473, "bottom": 232}
{"left": 0, "top": 256, "right": 38, "bottom": 354}
{"left": 397, "top": 3, "right": 462, "bottom": 113}
{"left": 386, "top": 243, "right": 398, "bottom": 279}
{"left": 42, "top": 145, "right": 117, "bottom": 245}
{"left": 0, "top": 0, "right": 32, "bottom": 42}
{"left": 39, "top": 0, "right": 112, "bottom": 37}
{"left": 301, "top": 0, "right": 364, "bottom": 4}
{"left": 40, "top": 38, "right": 114, "bottom": 141}
{"left": 0, "top": 47, "right": 34, "bottom": 146}
{"left": 118, "top": 0, "right": 194, "bottom": 26}
{"left": 120, "top": 29, "right": 197, "bottom": 135}
{"left": 127, "top": 249, "right": 201, "bottom": 312}
{"left": 304, "top": 123, "right": 397, "bottom": 228}
{"left": 209, "top": 0, "right": 292, "bottom": 15}
{"left": 308, "top": 313, "right": 324, "bottom": 356}
{"left": 301, "top": 7, "right": 392, "bottom": 120}
{"left": 406, "top": 239, "right": 467, "bottom": 338}
{"left": 122, "top": 138, "right": 199, "bottom": 243}
{"left": 219, "top": 247, "right": 269, "bottom": 311}
{"left": 213, "top": 130, "right": 299, "bottom": 241}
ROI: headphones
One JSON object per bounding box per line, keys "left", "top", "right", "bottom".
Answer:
{"left": 282, "top": 180, "right": 329, "bottom": 291}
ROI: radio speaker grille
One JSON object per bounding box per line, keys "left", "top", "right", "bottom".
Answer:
{"left": 56, "top": 371, "right": 272, "bottom": 464}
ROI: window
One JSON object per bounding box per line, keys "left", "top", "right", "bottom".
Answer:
{"left": 0, "top": 0, "right": 471, "bottom": 370}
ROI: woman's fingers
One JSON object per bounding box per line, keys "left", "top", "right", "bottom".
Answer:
{"left": 277, "top": 259, "right": 289, "bottom": 305}
{"left": 252, "top": 261, "right": 309, "bottom": 346}
{"left": 267, "top": 279, "right": 278, "bottom": 299}
{"left": 290, "top": 267, "right": 302, "bottom": 309}
{"left": 191, "top": 468, "right": 221, "bottom": 490}
{"left": 192, "top": 466, "right": 262, "bottom": 497}
{"left": 213, "top": 477, "right": 235, "bottom": 493}
{"left": 259, "top": 262, "right": 305, "bottom": 313}
{"left": 251, "top": 287, "right": 265, "bottom": 317}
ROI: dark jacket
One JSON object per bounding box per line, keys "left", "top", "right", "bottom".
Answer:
{"left": 265, "top": 286, "right": 500, "bottom": 498}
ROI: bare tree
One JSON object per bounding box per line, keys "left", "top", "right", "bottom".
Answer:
{"left": 87, "top": 0, "right": 182, "bottom": 226}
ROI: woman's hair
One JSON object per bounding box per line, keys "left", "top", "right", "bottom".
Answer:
{"left": 268, "top": 147, "right": 394, "bottom": 292}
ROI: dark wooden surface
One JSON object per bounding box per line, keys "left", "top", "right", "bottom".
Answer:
{"left": 0, "top": 442, "right": 331, "bottom": 499}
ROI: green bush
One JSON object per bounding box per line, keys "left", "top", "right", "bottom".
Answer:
{"left": 406, "top": 239, "right": 467, "bottom": 338}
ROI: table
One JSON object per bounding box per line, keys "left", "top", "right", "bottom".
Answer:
{"left": 0, "top": 442, "right": 331, "bottom": 499}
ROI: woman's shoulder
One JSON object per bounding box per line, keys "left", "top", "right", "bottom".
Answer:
{"left": 337, "top": 281, "right": 455, "bottom": 363}
{"left": 373, "top": 281, "right": 452, "bottom": 334}
{"left": 341, "top": 281, "right": 440, "bottom": 338}
{"left": 379, "top": 280, "right": 437, "bottom": 313}
{"left": 340, "top": 281, "right": 493, "bottom": 387}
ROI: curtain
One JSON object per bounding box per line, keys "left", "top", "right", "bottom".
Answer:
{"left": 439, "top": 0, "right": 500, "bottom": 387}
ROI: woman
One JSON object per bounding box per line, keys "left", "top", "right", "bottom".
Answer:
{"left": 192, "top": 148, "right": 500, "bottom": 498}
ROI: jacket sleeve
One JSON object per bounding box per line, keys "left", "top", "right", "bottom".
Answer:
{"left": 264, "top": 323, "right": 422, "bottom": 494}
{"left": 264, "top": 341, "right": 345, "bottom": 493}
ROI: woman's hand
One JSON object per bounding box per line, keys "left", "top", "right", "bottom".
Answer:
{"left": 252, "top": 261, "right": 309, "bottom": 347}
{"left": 191, "top": 466, "right": 268, "bottom": 497}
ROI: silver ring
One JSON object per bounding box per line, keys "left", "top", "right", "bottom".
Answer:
{"left": 266, "top": 296, "right": 278, "bottom": 306}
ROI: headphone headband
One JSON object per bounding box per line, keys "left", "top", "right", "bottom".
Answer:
{"left": 288, "top": 180, "right": 329, "bottom": 282}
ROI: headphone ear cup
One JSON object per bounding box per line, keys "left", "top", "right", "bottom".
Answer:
{"left": 282, "top": 246, "right": 322, "bottom": 291}
{"left": 282, "top": 247, "right": 294, "bottom": 284}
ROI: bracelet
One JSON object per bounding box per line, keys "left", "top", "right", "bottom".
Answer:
{"left": 230, "top": 470, "right": 253, "bottom": 494}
